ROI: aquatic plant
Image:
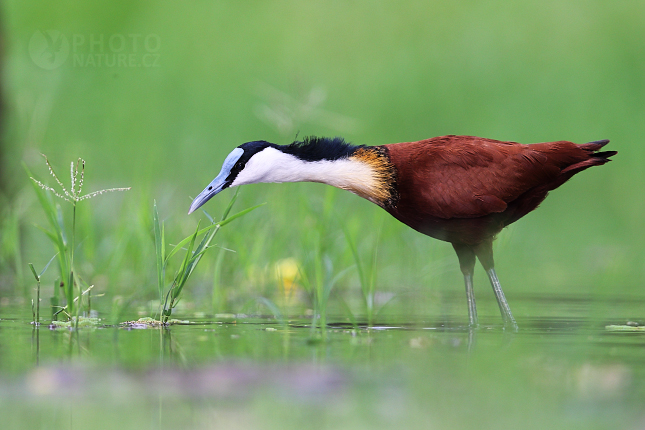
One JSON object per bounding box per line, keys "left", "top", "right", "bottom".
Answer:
{"left": 28, "top": 155, "right": 130, "bottom": 324}
{"left": 344, "top": 225, "right": 381, "bottom": 326}
{"left": 298, "top": 231, "right": 353, "bottom": 336}
{"left": 154, "top": 189, "right": 265, "bottom": 324}
{"left": 28, "top": 255, "right": 57, "bottom": 325}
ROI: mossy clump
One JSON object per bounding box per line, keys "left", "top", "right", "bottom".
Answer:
{"left": 120, "top": 317, "right": 189, "bottom": 328}
{"left": 49, "top": 317, "right": 101, "bottom": 329}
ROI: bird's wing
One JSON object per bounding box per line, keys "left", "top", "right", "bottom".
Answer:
{"left": 388, "top": 136, "right": 578, "bottom": 219}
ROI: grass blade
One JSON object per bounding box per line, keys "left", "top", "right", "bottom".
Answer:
{"left": 153, "top": 200, "right": 164, "bottom": 304}
{"left": 220, "top": 187, "right": 240, "bottom": 221}
{"left": 171, "top": 221, "right": 200, "bottom": 301}
{"left": 218, "top": 202, "right": 266, "bottom": 228}
{"left": 254, "top": 296, "right": 286, "bottom": 326}
{"left": 166, "top": 203, "right": 265, "bottom": 262}
{"left": 39, "top": 253, "right": 59, "bottom": 278}
{"left": 28, "top": 263, "right": 39, "bottom": 281}
{"left": 211, "top": 248, "right": 226, "bottom": 312}
{"left": 332, "top": 290, "right": 358, "bottom": 329}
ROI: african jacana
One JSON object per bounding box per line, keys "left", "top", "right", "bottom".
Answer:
{"left": 189, "top": 135, "right": 616, "bottom": 329}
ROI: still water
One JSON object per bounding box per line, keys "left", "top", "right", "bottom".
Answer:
{"left": 0, "top": 294, "right": 644, "bottom": 430}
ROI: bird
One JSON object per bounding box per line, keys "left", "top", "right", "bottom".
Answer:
{"left": 189, "top": 135, "right": 616, "bottom": 329}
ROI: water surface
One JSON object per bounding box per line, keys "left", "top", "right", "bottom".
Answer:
{"left": 1, "top": 294, "right": 644, "bottom": 430}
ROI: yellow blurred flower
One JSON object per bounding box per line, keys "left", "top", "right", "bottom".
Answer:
{"left": 273, "top": 258, "right": 301, "bottom": 302}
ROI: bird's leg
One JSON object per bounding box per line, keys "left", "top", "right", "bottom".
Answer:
{"left": 486, "top": 267, "right": 518, "bottom": 330}
{"left": 452, "top": 243, "right": 478, "bottom": 327}
{"left": 463, "top": 271, "right": 478, "bottom": 327}
{"left": 474, "top": 240, "right": 518, "bottom": 330}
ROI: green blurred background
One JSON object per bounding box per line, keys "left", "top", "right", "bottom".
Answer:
{"left": 0, "top": 0, "right": 643, "bottom": 320}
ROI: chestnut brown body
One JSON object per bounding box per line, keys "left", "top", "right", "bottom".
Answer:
{"left": 383, "top": 135, "right": 614, "bottom": 246}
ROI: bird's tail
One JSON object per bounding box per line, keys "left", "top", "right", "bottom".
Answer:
{"left": 580, "top": 139, "right": 617, "bottom": 161}
{"left": 561, "top": 139, "right": 617, "bottom": 174}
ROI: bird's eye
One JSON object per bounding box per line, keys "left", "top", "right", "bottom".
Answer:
{"left": 208, "top": 186, "right": 212, "bottom": 191}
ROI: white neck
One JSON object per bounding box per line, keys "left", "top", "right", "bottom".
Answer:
{"left": 230, "top": 147, "right": 382, "bottom": 203}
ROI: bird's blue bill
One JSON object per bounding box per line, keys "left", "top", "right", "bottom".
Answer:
{"left": 188, "top": 148, "right": 244, "bottom": 214}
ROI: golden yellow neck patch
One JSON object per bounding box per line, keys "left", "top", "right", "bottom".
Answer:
{"left": 349, "top": 147, "right": 397, "bottom": 208}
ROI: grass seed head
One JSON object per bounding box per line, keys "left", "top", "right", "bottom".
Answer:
{"left": 33, "top": 154, "right": 130, "bottom": 203}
